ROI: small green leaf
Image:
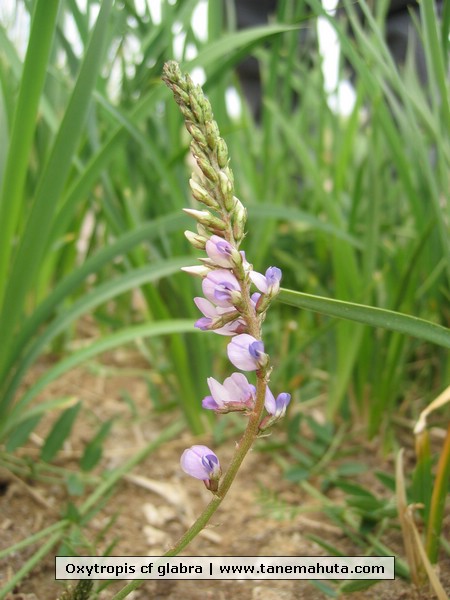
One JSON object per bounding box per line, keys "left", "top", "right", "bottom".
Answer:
{"left": 375, "top": 471, "right": 396, "bottom": 492}
{"left": 284, "top": 467, "right": 311, "bottom": 482}
{"left": 80, "top": 418, "right": 115, "bottom": 471}
{"left": 40, "top": 402, "right": 81, "bottom": 462}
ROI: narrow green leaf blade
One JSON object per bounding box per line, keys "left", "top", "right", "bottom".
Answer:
{"left": 40, "top": 402, "right": 82, "bottom": 462}
{"left": 0, "top": 0, "right": 60, "bottom": 306}
{"left": 0, "top": 0, "right": 113, "bottom": 369}
{"left": 278, "top": 288, "right": 450, "bottom": 349}
{"left": 80, "top": 418, "right": 115, "bottom": 472}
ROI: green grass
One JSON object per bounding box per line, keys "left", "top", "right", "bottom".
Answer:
{"left": 0, "top": 0, "right": 448, "bottom": 596}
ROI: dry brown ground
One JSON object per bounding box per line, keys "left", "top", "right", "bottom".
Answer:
{"left": 0, "top": 353, "right": 448, "bottom": 600}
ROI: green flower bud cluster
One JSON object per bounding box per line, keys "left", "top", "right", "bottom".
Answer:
{"left": 162, "top": 61, "right": 246, "bottom": 246}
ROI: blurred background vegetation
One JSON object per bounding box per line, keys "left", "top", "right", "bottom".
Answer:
{"left": 0, "top": 0, "right": 448, "bottom": 597}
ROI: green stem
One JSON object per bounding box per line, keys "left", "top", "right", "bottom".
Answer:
{"left": 112, "top": 266, "right": 269, "bottom": 598}
{"left": 111, "top": 375, "right": 268, "bottom": 600}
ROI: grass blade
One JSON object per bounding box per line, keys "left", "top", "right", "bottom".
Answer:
{"left": 278, "top": 288, "right": 450, "bottom": 349}
{"left": 0, "top": 0, "right": 113, "bottom": 374}
{"left": 0, "top": 0, "right": 60, "bottom": 308}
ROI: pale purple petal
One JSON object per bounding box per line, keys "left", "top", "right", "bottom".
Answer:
{"left": 207, "top": 377, "right": 232, "bottom": 407}
{"left": 264, "top": 387, "right": 277, "bottom": 415}
{"left": 202, "top": 395, "right": 219, "bottom": 409}
{"left": 227, "top": 334, "right": 264, "bottom": 371}
{"left": 224, "top": 373, "right": 255, "bottom": 404}
{"left": 249, "top": 270, "right": 269, "bottom": 293}
{"left": 240, "top": 251, "right": 251, "bottom": 271}
{"left": 251, "top": 292, "right": 261, "bottom": 305}
{"left": 275, "top": 393, "right": 291, "bottom": 417}
{"left": 265, "top": 390, "right": 291, "bottom": 417}
{"left": 249, "top": 340, "right": 265, "bottom": 360}
{"left": 266, "top": 266, "right": 282, "bottom": 287}
{"left": 194, "top": 297, "right": 246, "bottom": 336}
{"left": 194, "top": 297, "right": 217, "bottom": 318}
{"left": 225, "top": 373, "right": 251, "bottom": 399}
{"left": 195, "top": 317, "right": 212, "bottom": 330}
{"left": 212, "top": 322, "right": 245, "bottom": 336}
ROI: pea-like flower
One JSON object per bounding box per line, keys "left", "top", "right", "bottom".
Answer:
{"left": 205, "top": 235, "right": 240, "bottom": 268}
{"left": 259, "top": 389, "right": 291, "bottom": 431}
{"left": 194, "top": 297, "right": 245, "bottom": 335}
{"left": 250, "top": 266, "right": 282, "bottom": 295}
{"left": 202, "top": 269, "right": 241, "bottom": 308}
{"left": 202, "top": 373, "right": 256, "bottom": 413}
{"left": 227, "top": 334, "right": 267, "bottom": 371}
{"left": 180, "top": 445, "right": 222, "bottom": 492}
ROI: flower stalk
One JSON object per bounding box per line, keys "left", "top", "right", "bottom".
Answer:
{"left": 162, "top": 57, "right": 289, "bottom": 541}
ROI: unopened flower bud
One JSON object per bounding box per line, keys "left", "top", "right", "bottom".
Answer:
{"left": 184, "top": 72, "right": 195, "bottom": 92}
{"left": 197, "top": 223, "right": 210, "bottom": 237}
{"left": 181, "top": 265, "right": 212, "bottom": 278}
{"left": 184, "top": 230, "right": 207, "bottom": 249}
{"left": 189, "top": 178, "right": 219, "bottom": 209}
{"left": 196, "top": 157, "right": 219, "bottom": 183}
{"left": 191, "top": 140, "right": 208, "bottom": 161}
{"left": 250, "top": 266, "right": 282, "bottom": 296}
{"left": 259, "top": 391, "right": 291, "bottom": 431}
{"left": 199, "top": 94, "right": 213, "bottom": 121}
{"left": 183, "top": 208, "right": 226, "bottom": 231}
{"left": 232, "top": 198, "right": 247, "bottom": 242}
{"left": 189, "top": 91, "right": 204, "bottom": 123}
{"left": 179, "top": 103, "right": 194, "bottom": 121}
{"left": 180, "top": 445, "right": 221, "bottom": 493}
{"left": 185, "top": 121, "right": 207, "bottom": 147}
{"left": 205, "top": 120, "right": 220, "bottom": 150}
{"left": 171, "top": 83, "right": 190, "bottom": 105}
{"left": 219, "top": 172, "right": 234, "bottom": 210}
{"left": 227, "top": 334, "right": 268, "bottom": 371}
{"left": 216, "top": 138, "right": 229, "bottom": 169}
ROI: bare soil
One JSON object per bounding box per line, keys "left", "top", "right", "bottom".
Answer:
{"left": 0, "top": 353, "right": 448, "bottom": 599}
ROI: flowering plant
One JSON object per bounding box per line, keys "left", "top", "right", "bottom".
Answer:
{"left": 111, "top": 66, "right": 292, "bottom": 600}
{"left": 161, "top": 60, "right": 290, "bottom": 539}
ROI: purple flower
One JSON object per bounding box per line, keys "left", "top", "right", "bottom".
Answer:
{"left": 180, "top": 445, "right": 221, "bottom": 481}
{"left": 227, "top": 334, "right": 267, "bottom": 371}
{"left": 259, "top": 389, "right": 291, "bottom": 431}
{"left": 194, "top": 297, "right": 245, "bottom": 335}
{"left": 250, "top": 266, "right": 282, "bottom": 295}
{"left": 265, "top": 389, "right": 291, "bottom": 417}
{"left": 202, "top": 373, "right": 256, "bottom": 412}
{"left": 205, "top": 235, "right": 238, "bottom": 268}
{"left": 202, "top": 269, "right": 241, "bottom": 308}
